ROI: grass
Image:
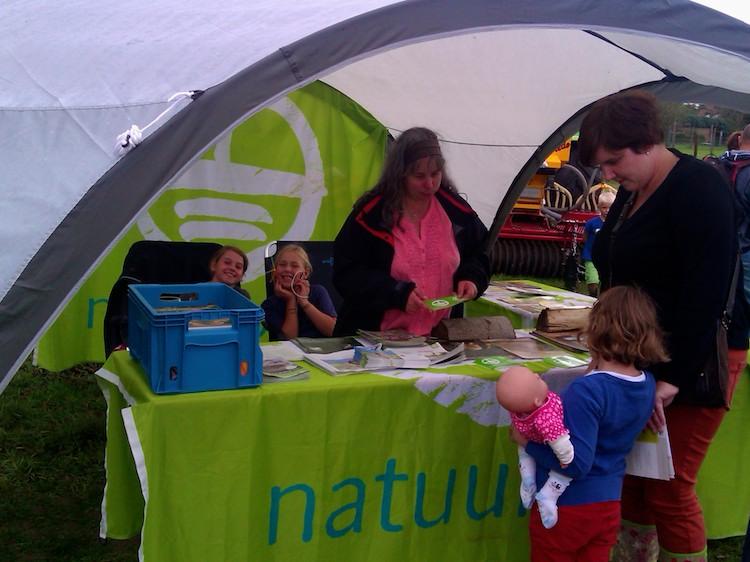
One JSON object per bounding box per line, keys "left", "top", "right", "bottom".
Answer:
{"left": 0, "top": 359, "right": 138, "bottom": 561}
{"left": 0, "top": 347, "right": 745, "bottom": 561}
{"left": 672, "top": 142, "right": 725, "bottom": 160}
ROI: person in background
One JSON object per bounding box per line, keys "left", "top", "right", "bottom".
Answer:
{"left": 509, "top": 286, "right": 663, "bottom": 562}
{"left": 262, "top": 244, "right": 336, "bottom": 340}
{"left": 209, "top": 245, "right": 250, "bottom": 299}
{"left": 581, "top": 189, "right": 616, "bottom": 296}
{"left": 579, "top": 90, "right": 738, "bottom": 562}
{"left": 332, "top": 127, "right": 490, "bottom": 336}
{"left": 727, "top": 130, "right": 742, "bottom": 152}
{"left": 722, "top": 124, "right": 750, "bottom": 303}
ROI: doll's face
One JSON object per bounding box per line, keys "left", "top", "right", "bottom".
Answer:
{"left": 495, "top": 366, "right": 549, "bottom": 415}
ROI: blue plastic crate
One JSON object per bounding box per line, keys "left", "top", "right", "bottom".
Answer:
{"left": 128, "top": 282, "right": 264, "bottom": 394}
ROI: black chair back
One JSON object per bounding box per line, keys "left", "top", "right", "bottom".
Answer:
{"left": 103, "top": 241, "right": 222, "bottom": 357}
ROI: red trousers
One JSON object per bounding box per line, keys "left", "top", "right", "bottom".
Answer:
{"left": 621, "top": 349, "right": 746, "bottom": 554}
{"left": 529, "top": 501, "right": 620, "bottom": 562}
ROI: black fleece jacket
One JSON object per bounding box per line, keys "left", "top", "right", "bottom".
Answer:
{"left": 333, "top": 188, "right": 490, "bottom": 336}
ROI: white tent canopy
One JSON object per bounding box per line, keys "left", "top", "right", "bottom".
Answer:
{"left": 2, "top": 0, "right": 750, "bottom": 392}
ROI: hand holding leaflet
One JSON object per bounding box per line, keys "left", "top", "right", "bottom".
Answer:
{"left": 423, "top": 295, "right": 468, "bottom": 311}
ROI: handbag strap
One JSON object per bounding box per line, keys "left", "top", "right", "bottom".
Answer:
{"left": 722, "top": 255, "right": 741, "bottom": 329}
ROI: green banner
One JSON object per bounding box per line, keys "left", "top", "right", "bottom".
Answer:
{"left": 97, "top": 351, "right": 750, "bottom": 560}
{"left": 36, "top": 81, "right": 387, "bottom": 371}
{"left": 99, "top": 353, "right": 530, "bottom": 561}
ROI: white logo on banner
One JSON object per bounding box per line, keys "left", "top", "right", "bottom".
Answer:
{"left": 136, "top": 97, "right": 326, "bottom": 282}
{"left": 374, "top": 370, "right": 509, "bottom": 427}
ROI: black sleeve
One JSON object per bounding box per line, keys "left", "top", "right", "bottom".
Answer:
{"left": 333, "top": 213, "right": 415, "bottom": 313}
{"left": 454, "top": 211, "right": 491, "bottom": 298}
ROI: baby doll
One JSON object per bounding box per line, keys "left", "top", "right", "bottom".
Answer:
{"left": 495, "top": 365, "right": 573, "bottom": 528}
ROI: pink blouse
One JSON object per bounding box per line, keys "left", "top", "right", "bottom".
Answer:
{"left": 380, "top": 197, "right": 460, "bottom": 335}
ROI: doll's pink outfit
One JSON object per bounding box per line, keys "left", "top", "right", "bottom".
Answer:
{"left": 510, "top": 391, "right": 568, "bottom": 444}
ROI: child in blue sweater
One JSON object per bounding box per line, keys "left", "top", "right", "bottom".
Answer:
{"left": 581, "top": 189, "right": 615, "bottom": 296}
{"left": 510, "top": 285, "right": 667, "bottom": 561}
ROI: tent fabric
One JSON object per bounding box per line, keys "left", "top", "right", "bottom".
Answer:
{"left": 2, "top": 0, "right": 750, "bottom": 393}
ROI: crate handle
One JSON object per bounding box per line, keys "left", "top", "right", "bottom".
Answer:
{"left": 159, "top": 292, "right": 199, "bottom": 302}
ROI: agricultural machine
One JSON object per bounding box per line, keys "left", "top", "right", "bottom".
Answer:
{"left": 489, "top": 139, "right": 608, "bottom": 289}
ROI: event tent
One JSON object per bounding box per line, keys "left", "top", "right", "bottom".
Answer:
{"left": 3, "top": 0, "right": 750, "bottom": 393}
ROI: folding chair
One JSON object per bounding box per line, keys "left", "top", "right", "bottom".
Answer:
{"left": 103, "top": 240, "right": 222, "bottom": 357}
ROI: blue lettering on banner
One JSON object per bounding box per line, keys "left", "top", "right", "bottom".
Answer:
{"left": 87, "top": 297, "right": 109, "bottom": 329}
{"left": 375, "top": 458, "right": 408, "bottom": 532}
{"left": 325, "top": 478, "right": 365, "bottom": 538}
{"left": 269, "top": 483, "right": 316, "bottom": 544}
{"left": 268, "top": 459, "right": 511, "bottom": 545}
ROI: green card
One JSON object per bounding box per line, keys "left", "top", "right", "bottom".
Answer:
{"left": 424, "top": 295, "right": 467, "bottom": 310}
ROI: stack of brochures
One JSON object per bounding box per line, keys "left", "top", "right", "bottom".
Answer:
{"left": 262, "top": 358, "right": 309, "bottom": 383}
{"left": 303, "top": 333, "right": 466, "bottom": 376}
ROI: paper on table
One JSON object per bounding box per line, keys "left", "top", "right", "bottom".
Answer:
{"left": 263, "top": 340, "right": 305, "bottom": 362}
{"left": 625, "top": 427, "right": 675, "bottom": 480}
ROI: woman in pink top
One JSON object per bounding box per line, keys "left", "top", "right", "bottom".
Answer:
{"left": 333, "top": 127, "right": 490, "bottom": 336}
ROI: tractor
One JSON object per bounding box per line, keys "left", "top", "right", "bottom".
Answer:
{"left": 490, "top": 139, "right": 610, "bottom": 290}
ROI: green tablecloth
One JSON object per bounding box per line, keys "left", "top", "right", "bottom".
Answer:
{"left": 97, "top": 348, "right": 750, "bottom": 561}
{"left": 97, "top": 351, "right": 530, "bottom": 561}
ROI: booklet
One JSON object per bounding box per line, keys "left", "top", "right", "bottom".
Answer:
{"left": 292, "top": 336, "right": 359, "bottom": 354}
{"left": 423, "top": 295, "right": 468, "bottom": 311}
{"left": 390, "top": 341, "right": 465, "bottom": 366}
{"left": 304, "top": 341, "right": 465, "bottom": 375}
{"left": 625, "top": 427, "right": 675, "bottom": 480}
{"left": 497, "top": 336, "right": 568, "bottom": 360}
{"left": 263, "top": 340, "right": 305, "bottom": 362}
{"left": 262, "top": 358, "right": 309, "bottom": 379}
{"left": 531, "top": 330, "right": 588, "bottom": 353}
{"left": 303, "top": 349, "right": 378, "bottom": 376}
{"left": 356, "top": 329, "right": 427, "bottom": 347}
{"left": 263, "top": 370, "right": 310, "bottom": 384}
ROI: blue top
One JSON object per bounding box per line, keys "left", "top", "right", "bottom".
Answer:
{"left": 581, "top": 216, "right": 603, "bottom": 261}
{"left": 525, "top": 370, "right": 655, "bottom": 506}
{"left": 262, "top": 284, "right": 337, "bottom": 340}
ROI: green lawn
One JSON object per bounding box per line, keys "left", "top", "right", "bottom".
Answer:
{"left": 672, "top": 142, "right": 725, "bottom": 160}
{"left": 0, "top": 354, "right": 745, "bottom": 561}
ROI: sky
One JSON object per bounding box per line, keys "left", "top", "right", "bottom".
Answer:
{"left": 692, "top": 0, "right": 750, "bottom": 24}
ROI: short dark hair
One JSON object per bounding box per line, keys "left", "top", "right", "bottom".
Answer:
{"left": 586, "top": 285, "right": 669, "bottom": 370}
{"left": 578, "top": 90, "right": 664, "bottom": 167}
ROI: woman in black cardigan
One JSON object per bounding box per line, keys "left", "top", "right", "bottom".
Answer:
{"left": 579, "top": 90, "right": 741, "bottom": 561}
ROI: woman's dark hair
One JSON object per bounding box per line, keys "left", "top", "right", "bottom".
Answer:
{"left": 353, "top": 127, "right": 458, "bottom": 228}
{"left": 578, "top": 90, "right": 664, "bottom": 167}
{"left": 210, "top": 245, "right": 248, "bottom": 273}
